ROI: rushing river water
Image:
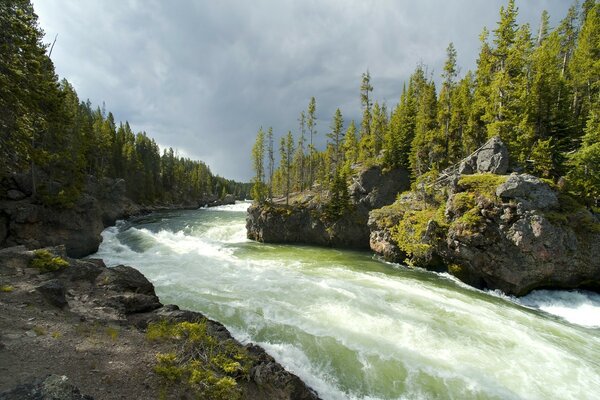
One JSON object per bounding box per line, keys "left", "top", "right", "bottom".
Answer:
{"left": 93, "top": 202, "right": 600, "bottom": 400}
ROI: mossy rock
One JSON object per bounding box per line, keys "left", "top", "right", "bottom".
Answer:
{"left": 457, "top": 173, "right": 507, "bottom": 200}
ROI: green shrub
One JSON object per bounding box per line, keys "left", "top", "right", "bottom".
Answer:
{"left": 391, "top": 206, "right": 447, "bottom": 267}
{"left": 30, "top": 250, "right": 69, "bottom": 273}
{"left": 147, "top": 319, "right": 252, "bottom": 400}
{"left": 0, "top": 284, "right": 14, "bottom": 293}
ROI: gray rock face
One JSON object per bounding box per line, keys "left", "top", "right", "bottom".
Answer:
{"left": 496, "top": 173, "right": 558, "bottom": 210}
{"left": 0, "top": 173, "right": 136, "bottom": 257}
{"left": 443, "top": 200, "right": 600, "bottom": 296}
{"left": 0, "top": 375, "right": 94, "bottom": 400}
{"left": 458, "top": 136, "right": 509, "bottom": 175}
{"left": 247, "top": 165, "right": 410, "bottom": 248}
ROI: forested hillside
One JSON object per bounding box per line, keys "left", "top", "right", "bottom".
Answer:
{"left": 252, "top": 0, "right": 599, "bottom": 207}
{"left": 0, "top": 0, "right": 250, "bottom": 207}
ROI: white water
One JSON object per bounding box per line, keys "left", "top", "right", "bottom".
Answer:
{"left": 94, "top": 203, "right": 600, "bottom": 400}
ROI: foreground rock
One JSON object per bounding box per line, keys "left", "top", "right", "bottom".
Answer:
{"left": 0, "top": 172, "right": 237, "bottom": 258}
{"left": 246, "top": 165, "right": 410, "bottom": 248}
{"left": 0, "top": 246, "right": 319, "bottom": 400}
{"left": 369, "top": 172, "right": 600, "bottom": 296}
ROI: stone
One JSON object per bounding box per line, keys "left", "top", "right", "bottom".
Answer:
{"left": 96, "top": 265, "right": 156, "bottom": 295}
{"left": 456, "top": 136, "right": 509, "bottom": 175}
{"left": 36, "top": 279, "right": 67, "bottom": 308}
{"left": 0, "top": 375, "right": 94, "bottom": 400}
{"left": 6, "top": 190, "right": 26, "bottom": 201}
{"left": 496, "top": 173, "right": 558, "bottom": 210}
{"left": 476, "top": 136, "right": 509, "bottom": 174}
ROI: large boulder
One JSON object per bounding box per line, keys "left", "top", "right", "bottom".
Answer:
{"left": 368, "top": 172, "right": 600, "bottom": 296}
{"left": 496, "top": 173, "right": 558, "bottom": 210}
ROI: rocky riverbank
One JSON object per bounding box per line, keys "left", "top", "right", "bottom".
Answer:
{"left": 0, "top": 173, "right": 236, "bottom": 258}
{"left": 246, "top": 165, "right": 410, "bottom": 248}
{"left": 0, "top": 246, "right": 319, "bottom": 400}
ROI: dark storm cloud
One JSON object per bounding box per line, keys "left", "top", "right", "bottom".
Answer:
{"left": 32, "top": 0, "right": 572, "bottom": 181}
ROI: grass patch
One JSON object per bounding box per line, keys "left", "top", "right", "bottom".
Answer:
{"left": 147, "top": 319, "right": 253, "bottom": 400}
{"left": 105, "top": 326, "right": 119, "bottom": 341}
{"left": 458, "top": 173, "right": 507, "bottom": 200}
{"left": 33, "top": 326, "right": 46, "bottom": 336}
{"left": 30, "top": 250, "right": 69, "bottom": 273}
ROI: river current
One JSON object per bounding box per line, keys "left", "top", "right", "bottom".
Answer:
{"left": 93, "top": 202, "right": 600, "bottom": 400}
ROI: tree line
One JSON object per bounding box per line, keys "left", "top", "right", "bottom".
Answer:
{"left": 251, "top": 0, "right": 599, "bottom": 207}
{"left": 0, "top": 0, "right": 250, "bottom": 207}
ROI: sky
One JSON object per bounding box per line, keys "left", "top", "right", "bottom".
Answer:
{"left": 32, "top": 0, "right": 573, "bottom": 182}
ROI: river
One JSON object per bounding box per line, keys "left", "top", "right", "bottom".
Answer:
{"left": 93, "top": 202, "right": 600, "bottom": 400}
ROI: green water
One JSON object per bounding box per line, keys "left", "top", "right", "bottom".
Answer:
{"left": 93, "top": 203, "right": 600, "bottom": 400}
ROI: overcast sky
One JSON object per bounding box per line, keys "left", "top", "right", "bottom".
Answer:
{"left": 32, "top": 0, "right": 573, "bottom": 181}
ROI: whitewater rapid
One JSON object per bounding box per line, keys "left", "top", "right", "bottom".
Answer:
{"left": 93, "top": 202, "right": 600, "bottom": 400}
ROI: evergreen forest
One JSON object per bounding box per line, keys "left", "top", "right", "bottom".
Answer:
{"left": 0, "top": 0, "right": 251, "bottom": 207}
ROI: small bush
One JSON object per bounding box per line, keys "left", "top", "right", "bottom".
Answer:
{"left": 391, "top": 205, "right": 447, "bottom": 267}
{"left": 0, "top": 284, "right": 14, "bottom": 293}
{"left": 30, "top": 250, "right": 69, "bottom": 273}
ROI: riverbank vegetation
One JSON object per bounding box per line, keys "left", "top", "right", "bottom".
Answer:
{"left": 0, "top": 0, "right": 250, "bottom": 206}
{"left": 251, "top": 0, "right": 599, "bottom": 208}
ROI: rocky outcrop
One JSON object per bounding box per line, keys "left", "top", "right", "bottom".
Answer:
{"left": 0, "top": 174, "right": 136, "bottom": 258}
{"left": 369, "top": 173, "right": 600, "bottom": 296}
{"left": 0, "top": 246, "right": 320, "bottom": 399}
{"left": 0, "top": 172, "right": 238, "bottom": 258}
{"left": 246, "top": 165, "right": 410, "bottom": 248}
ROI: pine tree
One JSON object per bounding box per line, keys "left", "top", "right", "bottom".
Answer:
{"left": 342, "top": 120, "right": 359, "bottom": 175}
{"left": 359, "top": 71, "right": 375, "bottom": 161}
{"left": 435, "top": 42, "right": 459, "bottom": 168}
{"left": 251, "top": 128, "right": 267, "bottom": 202}
{"left": 295, "top": 111, "right": 307, "bottom": 191}
{"left": 569, "top": 3, "right": 600, "bottom": 140}
{"left": 469, "top": 28, "right": 495, "bottom": 153}
{"left": 279, "top": 131, "right": 295, "bottom": 204}
{"left": 327, "top": 108, "right": 344, "bottom": 173}
{"left": 307, "top": 97, "right": 317, "bottom": 186}
{"left": 369, "top": 101, "right": 388, "bottom": 158}
{"left": 266, "top": 127, "right": 274, "bottom": 200}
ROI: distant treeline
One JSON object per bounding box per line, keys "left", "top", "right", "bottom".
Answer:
{"left": 0, "top": 0, "right": 251, "bottom": 206}
{"left": 252, "top": 0, "right": 599, "bottom": 206}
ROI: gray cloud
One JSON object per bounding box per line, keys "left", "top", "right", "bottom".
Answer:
{"left": 33, "top": 0, "right": 572, "bottom": 181}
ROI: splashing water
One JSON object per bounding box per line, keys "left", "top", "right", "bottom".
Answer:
{"left": 93, "top": 202, "right": 600, "bottom": 400}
